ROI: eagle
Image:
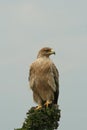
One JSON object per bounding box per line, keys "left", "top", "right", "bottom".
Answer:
{"left": 29, "top": 47, "right": 59, "bottom": 109}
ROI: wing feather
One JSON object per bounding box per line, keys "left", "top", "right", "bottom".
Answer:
{"left": 47, "top": 63, "right": 59, "bottom": 104}
{"left": 29, "top": 64, "right": 35, "bottom": 90}
{"left": 52, "top": 63, "right": 59, "bottom": 104}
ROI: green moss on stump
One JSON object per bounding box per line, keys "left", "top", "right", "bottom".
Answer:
{"left": 15, "top": 104, "right": 61, "bottom": 130}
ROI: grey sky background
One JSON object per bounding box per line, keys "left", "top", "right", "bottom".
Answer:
{"left": 0, "top": 0, "right": 87, "bottom": 130}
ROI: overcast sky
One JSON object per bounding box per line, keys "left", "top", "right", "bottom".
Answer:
{"left": 0, "top": 0, "right": 87, "bottom": 130}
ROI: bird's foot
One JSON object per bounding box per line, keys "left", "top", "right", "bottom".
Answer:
{"left": 44, "top": 100, "right": 52, "bottom": 107}
{"left": 35, "top": 105, "right": 42, "bottom": 110}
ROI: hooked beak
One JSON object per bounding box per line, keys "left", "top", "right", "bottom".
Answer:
{"left": 50, "top": 49, "right": 56, "bottom": 55}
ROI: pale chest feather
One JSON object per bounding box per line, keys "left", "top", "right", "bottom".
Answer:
{"left": 32, "top": 57, "right": 52, "bottom": 74}
{"left": 29, "top": 57, "right": 57, "bottom": 92}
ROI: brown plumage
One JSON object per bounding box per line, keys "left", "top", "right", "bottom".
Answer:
{"left": 29, "top": 47, "right": 59, "bottom": 109}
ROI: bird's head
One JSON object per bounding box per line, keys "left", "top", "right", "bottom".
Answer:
{"left": 37, "top": 47, "right": 55, "bottom": 58}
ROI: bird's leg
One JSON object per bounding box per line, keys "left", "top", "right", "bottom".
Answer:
{"left": 35, "top": 105, "right": 42, "bottom": 110}
{"left": 44, "top": 100, "right": 52, "bottom": 107}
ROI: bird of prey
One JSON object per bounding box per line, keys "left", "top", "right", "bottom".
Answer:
{"left": 29, "top": 47, "right": 59, "bottom": 110}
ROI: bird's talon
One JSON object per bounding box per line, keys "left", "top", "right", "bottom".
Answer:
{"left": 35, "top": 105, "right": 42, "bottom": 110}
{"left": 44, "top": 101, "right": 52, "bottom": 107}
